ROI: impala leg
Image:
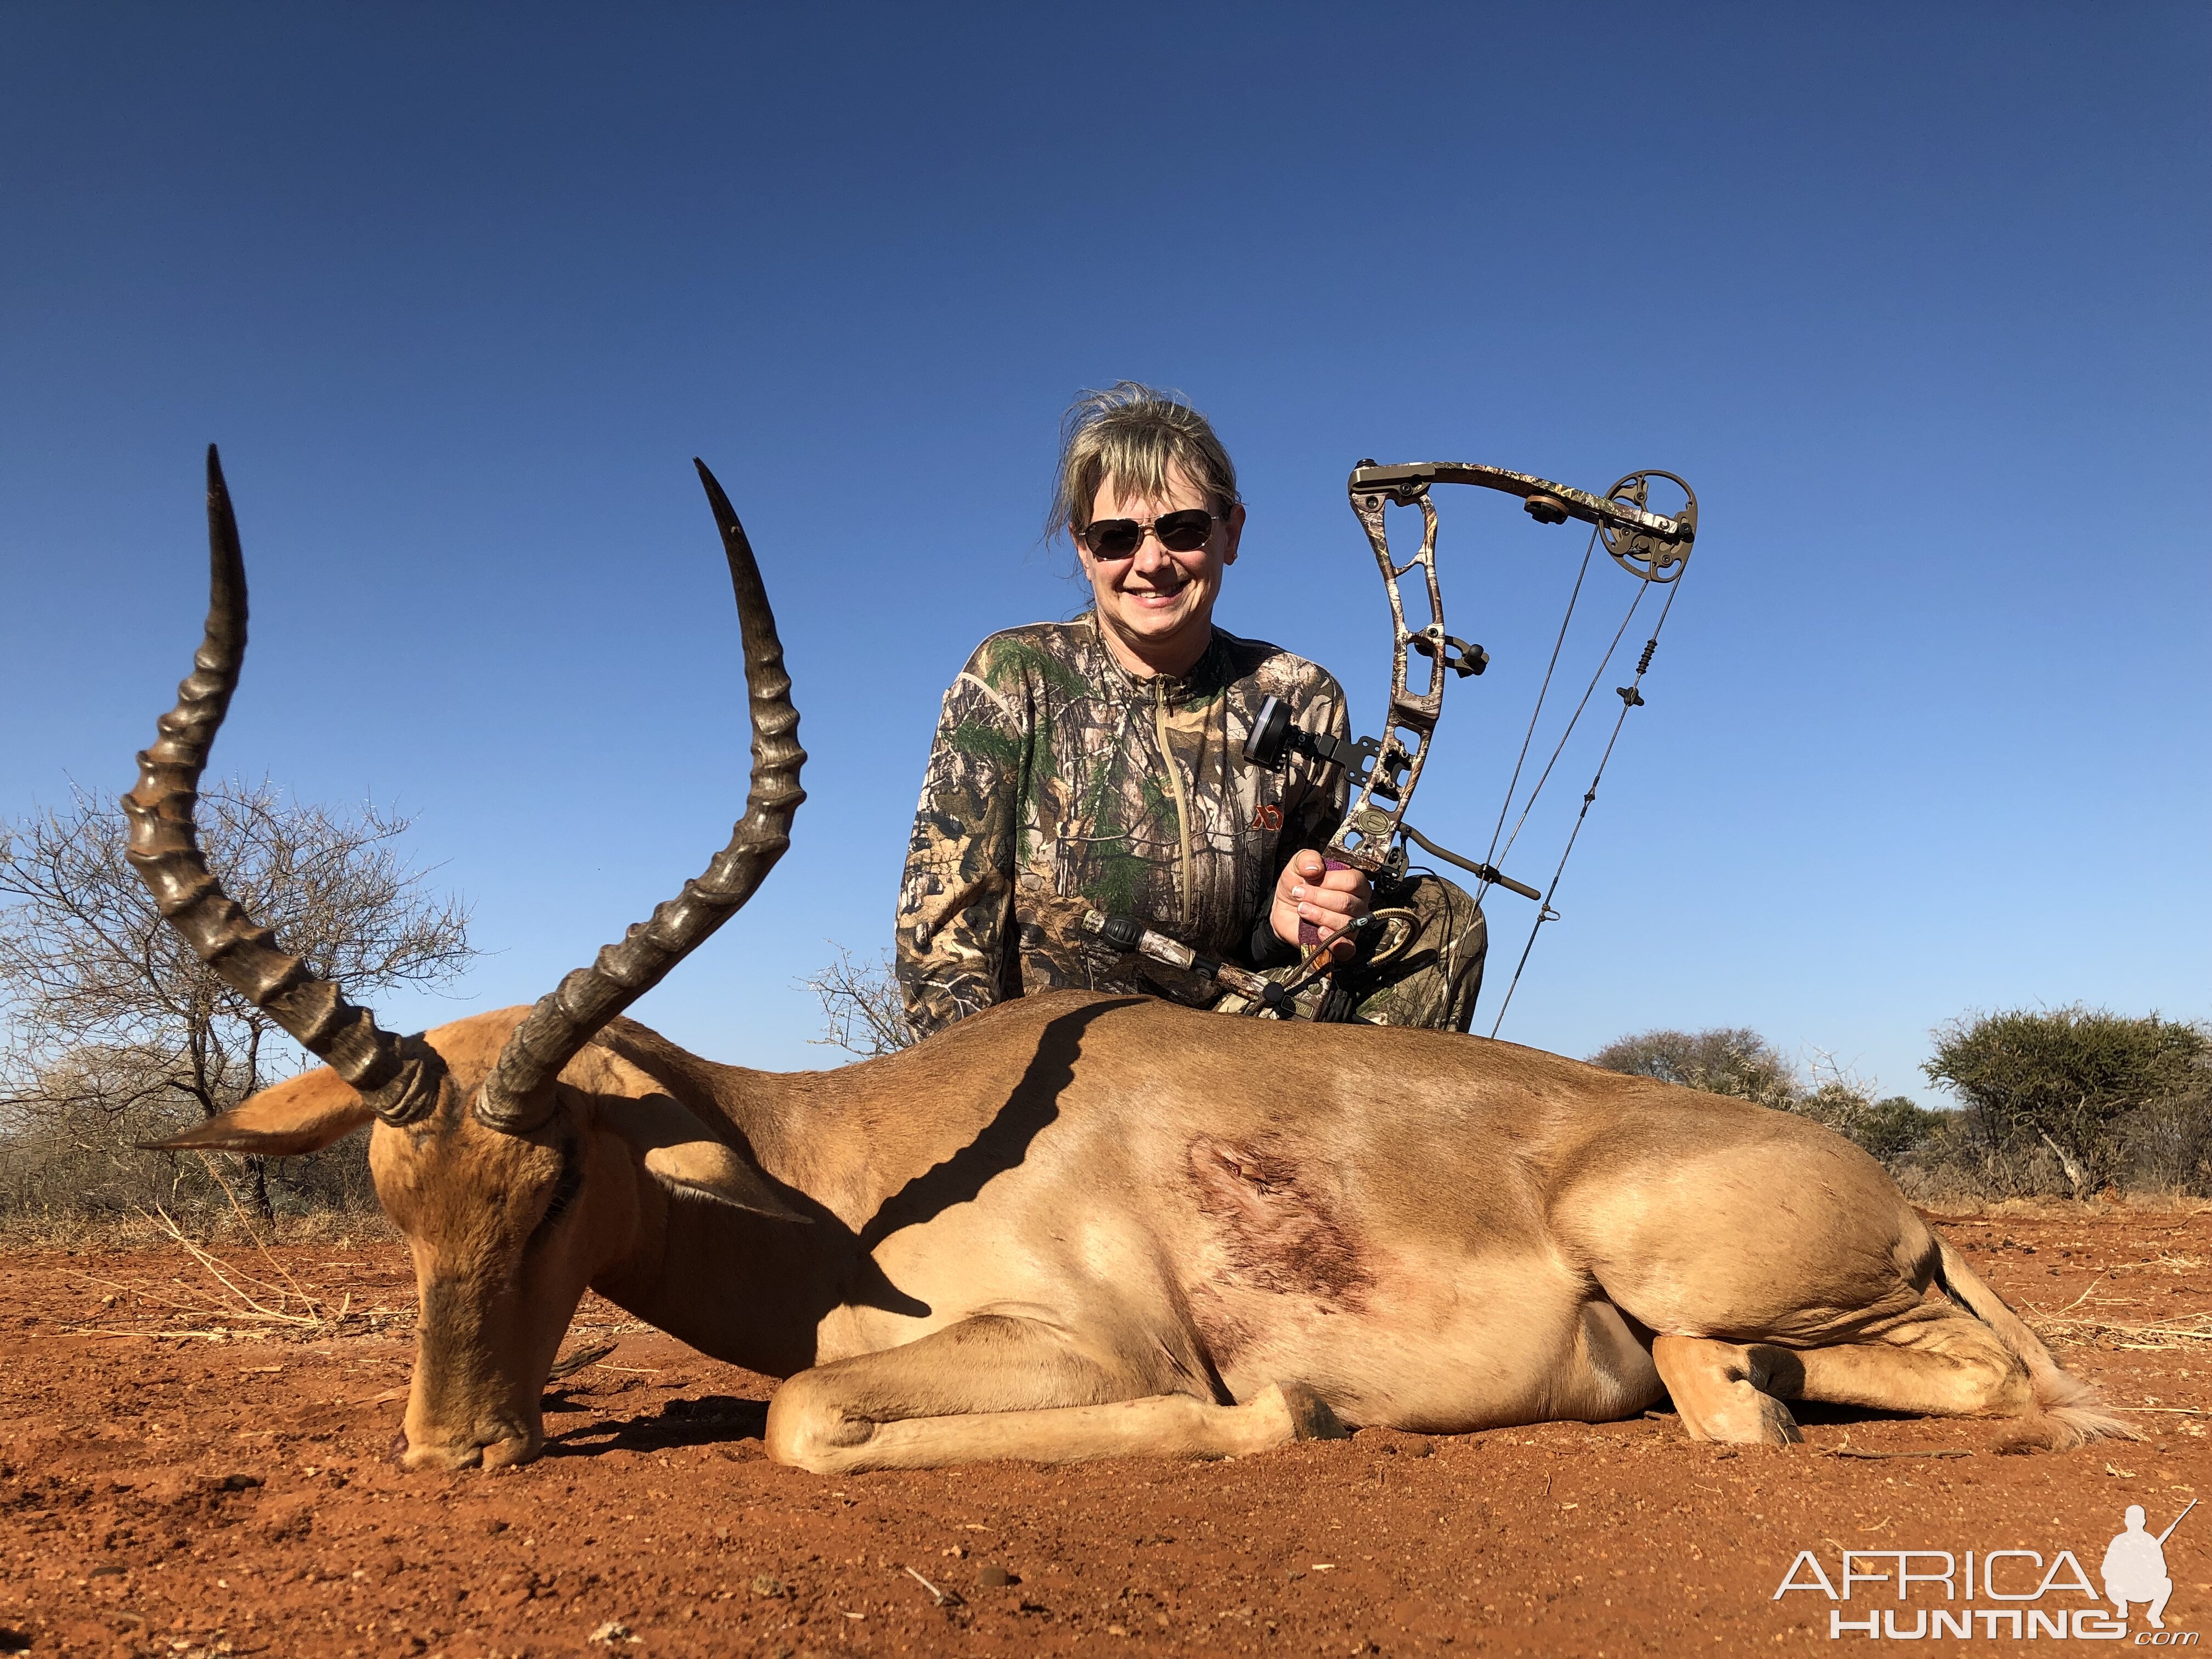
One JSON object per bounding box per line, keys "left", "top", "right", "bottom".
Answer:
{"left": 764, "top": 1314, "right": 1346, "bottom": 1475}
{"left": 1651, "top": 1335, "right": 1805, "bottom": 1445}
{"left": 1792, "top": 1306, "right": 2033, "bottom": 1418}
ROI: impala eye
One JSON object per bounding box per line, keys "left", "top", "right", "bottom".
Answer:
{"left": 533, "top": 1137, "right": 584, "bottom": 1236}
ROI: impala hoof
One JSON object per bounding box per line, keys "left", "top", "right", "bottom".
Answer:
{"left": 1271, "top": 1381, "right": 1350, "bottom": 1442}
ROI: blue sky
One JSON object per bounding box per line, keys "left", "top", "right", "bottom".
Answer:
{"left": 3, "top": 3, "right": 2205, "bottom": 1103}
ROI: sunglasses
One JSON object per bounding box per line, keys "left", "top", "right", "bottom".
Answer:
{"left": 1078, "top": 509, "right": 1222, "bottom": 560}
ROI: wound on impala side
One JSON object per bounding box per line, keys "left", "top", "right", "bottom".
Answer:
{"left": 1185, "top": 1136, "right": 1374, "bottom": 1310}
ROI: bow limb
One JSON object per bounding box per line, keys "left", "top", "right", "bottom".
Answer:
{"left": 1350, "top": 461, "right": 1694, "bottom": 544}
{"left": 1325, "top": 483, "right": 1443, "bottom": 879}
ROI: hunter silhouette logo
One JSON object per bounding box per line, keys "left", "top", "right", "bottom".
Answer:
{"left": 1773, "top": 1502, "right": 2197, "bottom": 1641}
{"left": 2106, "top": 1502, "right": 2194, "bottom": 1630}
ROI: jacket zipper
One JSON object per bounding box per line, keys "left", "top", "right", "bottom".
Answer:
{"left": 1151, "top": 676, "right": 1196, "bottom": 930}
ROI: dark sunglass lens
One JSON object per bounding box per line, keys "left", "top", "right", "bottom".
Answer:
{"left": 1155, "top": 510, "right": 1215, "bottom": 552}
{"left": 1086, "top": 520, "right": 1143, "bottom": 557}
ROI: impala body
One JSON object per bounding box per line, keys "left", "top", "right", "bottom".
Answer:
{"left": 136, "top": 452, "right": 2127, "bottom": 1474}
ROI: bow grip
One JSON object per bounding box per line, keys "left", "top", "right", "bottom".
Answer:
{"left": 1297, "top": 857, "right": 1352, "bottom": 947}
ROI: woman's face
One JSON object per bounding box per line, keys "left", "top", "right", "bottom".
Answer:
{"left": 1076, "top": 466, "right": 1244, "bottom": 677}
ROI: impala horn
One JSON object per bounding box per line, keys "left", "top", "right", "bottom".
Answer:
{"left": 472, "top": 459, "right": 806, "bottom": 1132}
{"left": 123, "top": 447, "right": 444, "bottom": 1125}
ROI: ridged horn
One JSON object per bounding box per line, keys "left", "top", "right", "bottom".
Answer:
{"left": 122, "top": 447, "right": 443, "bottom": 1125}
{"left": 473, "top": 459, "right": 806, "bottom": 1132}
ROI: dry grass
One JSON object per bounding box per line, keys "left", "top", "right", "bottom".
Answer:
{"left": 2025, "top": 1281, "right": 2212, "bottom": 1351}
{"left": 1915, "top": 1194, "right": 2212, "bottom": 1220}
{"left": 60, "top": 1207, "right": 417, "bottom": 1342}
{"left": 2032, "top": 1311, "right": 2212, "bottom": 1351}
{"left": 21, "top": 1172, "right": 655, "bottom": 1353}
{"left": 0, "top": 1199, "right": 393, "bottom": 1251}
{"left": 50, "top": 1155, "right": 413, "bottom": 1342}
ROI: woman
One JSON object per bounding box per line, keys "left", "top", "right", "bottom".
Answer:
{"left": 894, "top": 382, "right": 1483, "bottom": 1039}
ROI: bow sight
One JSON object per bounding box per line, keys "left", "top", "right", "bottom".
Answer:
{"left": 1086, "top": 455, "right": 1699, "bottom": 1027}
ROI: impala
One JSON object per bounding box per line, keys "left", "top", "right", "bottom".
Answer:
{"left": 129, "top": 449, "right": 2127, "bottom": 1474}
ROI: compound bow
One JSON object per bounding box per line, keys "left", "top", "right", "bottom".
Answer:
{"left": 1085, "top": 458, "right": 1699, "bottom": 1023}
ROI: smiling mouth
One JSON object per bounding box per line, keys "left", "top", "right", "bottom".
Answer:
{"left": 1122, "top": 578, "right": 1188, "bottom": 603}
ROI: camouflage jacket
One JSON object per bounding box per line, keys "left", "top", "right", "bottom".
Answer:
{"left": 896, "top": 614, "right": 1350, "bottom": 1038}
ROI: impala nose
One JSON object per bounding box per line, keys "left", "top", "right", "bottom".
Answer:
{"left": 397, "top": 1434, "right": 483, "bottom": 1472}
{"left": 396, "top": 1415, "right": 541, "bottom": 1472}
{"left": 479, "top": 1433, "right": 537, "bottom": 1470}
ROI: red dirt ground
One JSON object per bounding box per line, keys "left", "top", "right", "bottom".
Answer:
{"left": 3, "top": 1209, "right": 2208, "bottom": 1657}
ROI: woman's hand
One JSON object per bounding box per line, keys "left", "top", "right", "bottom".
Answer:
{"left": 1271, "top": 850, "right": 1372, "bottom": 962}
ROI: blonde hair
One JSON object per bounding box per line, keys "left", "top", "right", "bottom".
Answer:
{"left": 1048, "top": 382, "right": 1240, "bottom": 539}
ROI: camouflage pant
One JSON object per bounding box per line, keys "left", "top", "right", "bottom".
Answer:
{"left": 1216, "top": 873, "right": 1487, "bottom": 1032}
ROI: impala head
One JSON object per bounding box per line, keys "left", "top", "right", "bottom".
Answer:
{"left": 127, "top": 448, "right": 805, "bottom": 1470}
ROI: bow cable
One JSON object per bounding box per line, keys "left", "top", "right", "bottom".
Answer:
{"left": 1486, "top": 563, "right": 1691, "bottom": 1036}
{"left": 1485, "top": 565, "right": 1649, "bottom": 881}
{"left": 1478, "top": 524, "right": 1600, "bottom": 882}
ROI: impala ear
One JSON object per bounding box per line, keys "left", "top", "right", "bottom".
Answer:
{"left": 596, "top": 1091, "right": 808, "bottom": 1223}
{"left": 140, "top": 1068, "right": 376, "bottom": 1156}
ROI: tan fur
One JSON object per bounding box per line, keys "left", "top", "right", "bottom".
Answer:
{"left": 210, "top": 990, "right": 2133, "bottom": 1474}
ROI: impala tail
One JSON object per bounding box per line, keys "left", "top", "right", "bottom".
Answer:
{"left": 1933, "top": 1236, "right": 2137, "bottom": 1449}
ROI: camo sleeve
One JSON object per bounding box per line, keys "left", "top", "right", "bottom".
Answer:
{"left": 894, "top": 643, "right": 1029, "bottom": 1039}
{"left": 1243, "top": 667, "right": 1351, "bottom": 964}
{"left": 1282, "top": 680, "right": 1352, "bottom": 867}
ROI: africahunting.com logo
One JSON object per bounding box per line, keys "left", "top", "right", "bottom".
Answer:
{"left": 1773, "top": 1502, "right": 2196, "bottom": 1643}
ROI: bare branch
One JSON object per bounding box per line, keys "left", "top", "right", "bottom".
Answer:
{"left": 1, "top": 779, "right": 478, "bottom": 1222}
{"left": 799, "top": 944, "right": 915, "bottom": 1060}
